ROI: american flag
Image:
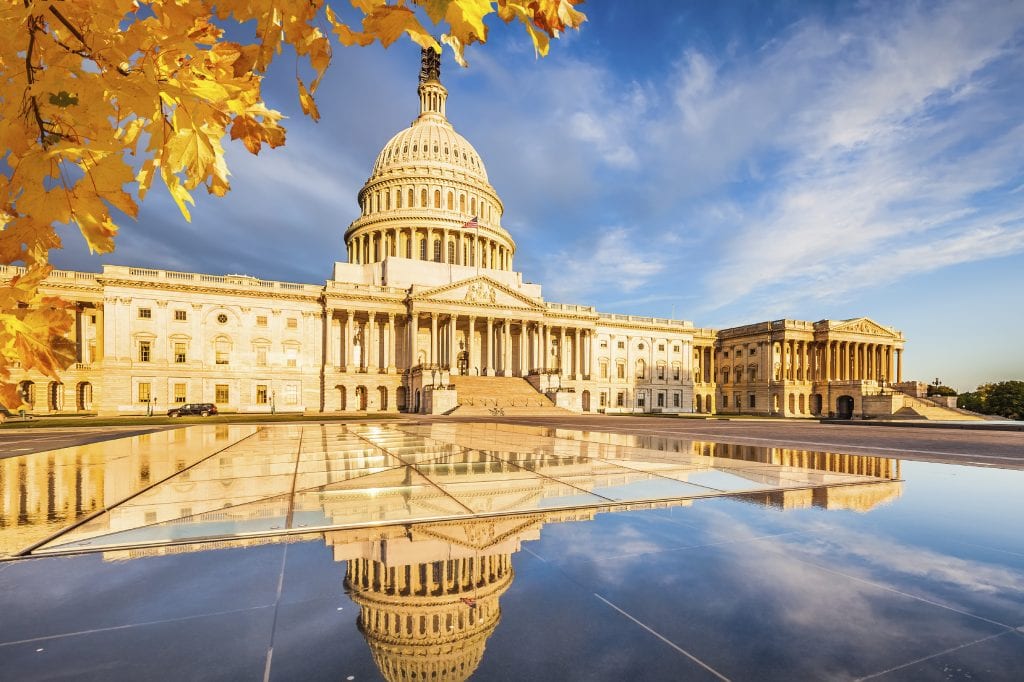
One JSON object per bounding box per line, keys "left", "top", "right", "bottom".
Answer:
{"left": 463, "top": 216, "right": 478, "bottom": 230}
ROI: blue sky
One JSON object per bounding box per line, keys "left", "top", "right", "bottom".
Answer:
{"left": 51, "top": 1, "right": 1024, "bottom": 391}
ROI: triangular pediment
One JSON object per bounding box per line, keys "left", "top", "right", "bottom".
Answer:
{"left": 412, "top": 276, "right": 545, "bottom": 311}
{"left": 831, "top": 317, "right": 897, "bottom": 337}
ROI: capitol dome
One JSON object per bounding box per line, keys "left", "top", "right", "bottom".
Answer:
{"left": 345, "top": 49, "right": 515, "bottom": 272}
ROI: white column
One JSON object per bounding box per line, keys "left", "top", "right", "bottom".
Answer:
{"left": 467, "top": 316, "right": 476, "bottom": 374}
{"left": 502, "top": 321, "right": 511, "bottom": 376}
{"left": 387, "top": 313, "right": 396, "bottom": 372}
{"left": 485, "top": 317, "right": 495, "bottom": 376}
{"left": 367, "top": 312, "right": 378, "bottom": 372}
{"left": 430, "top": 313, "right": 438, "bottom": 365}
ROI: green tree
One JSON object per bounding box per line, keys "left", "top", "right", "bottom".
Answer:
{"left": 957, "top": 381, "right": 1024, "bottom": 420}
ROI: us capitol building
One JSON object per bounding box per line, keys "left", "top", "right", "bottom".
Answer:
{"left": 7, "top": 49, "right": 950, "bottom": 421}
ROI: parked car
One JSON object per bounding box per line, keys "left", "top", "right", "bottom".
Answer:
{"left": 166, "top": 403, "right": 218, "bottom": 418}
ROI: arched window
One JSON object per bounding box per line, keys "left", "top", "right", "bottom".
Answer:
{"left": 636, "top": 359, "right": 646, "bottom": 380}
{"left": 434, "top": 190, "right": 441, "bottom": 208}
{"left": 433, "top": 239, "right": 442, "bottom": 262}
{"left": 419, "top": 238, "right": 427, "bottom": 260}
{"left": 447, "top": 242, "right": 456, "bottom": 263}
{"left": 470, "top": 197, "right": 476, "bottom": 214}
{"left": 396, "top": 190, "right": 402, "bottom": 208}
{"left": 459, "top": 194, "right": 466, "bottom": 212}
{"left": 421, "top": 188, "right": 427, "bottom": 207}
{"left": 446, "top": 192, "right": 453, "bottom": 210}
{"left": 386, "top": 192, "right": 391, "bottom": 210}
{"left": 408, "top": 189, "right": 414, "bottom": 207}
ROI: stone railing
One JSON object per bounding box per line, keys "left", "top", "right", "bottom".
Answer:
{"left": 103, "top": 265, "right": 322, "bottom": 294}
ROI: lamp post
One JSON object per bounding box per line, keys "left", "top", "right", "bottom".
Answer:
{"left": 271, "top": 391, "right": 276, "bottom": 415}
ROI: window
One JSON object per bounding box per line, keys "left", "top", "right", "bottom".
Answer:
{"left": 138, "top": 340, "right": 151, "bottom": 362}
{"left": 600, "top": 341, "right": 608, "bottom": 348}
{"left": 421, "top": 188, "right": 427, "bottom": 206}
{"left": 673, "top": 393, "right": 680, "bottom": 408}
{"left": 600, "top": 392, "right": 607, "bottom": 407}
{"left": 284, "top": 384, "right": 298, "bottom": 405}
{"left": 256, "top": 315, "right": 267, "bottom": 327}
{"left": 673, "top": 345, "right": 680, "bottom": 353}
{"left": 215, "top": 384, "right": 229, "bottom": 403}
{"left": 216, "top": 313, "right": 228, "bottom": 324}
{"left": 749, "top": 394, "right": 756, "bottom": 408}
{"left": 657, "top": 364, "right": 665, "bottom": 380}
{"left": 658, "top": 344, "right": 665, "bottom": 352}
{"left": 600, "top": 361, "right": 608, "bottom": 379}
{"left": 673, "top": 364, "right": 681, "bottom": 380}
{"left": 724, "top": 351, "right": 730, "bottom": 358}
{"left": 174, "top": 310, "right": 187, "bottom": 321}
{"left": 637, "top": 393, "right": 646, "bottom": 408}
{"left": 616, "top": 392, "right": 625, "bottom": 407}
{"left": 447, "top": 242, "right": 456, "bottom": 263}
{"left": 285, "top": 346, "right": 298, "bottom": 368}
{"left": 138, "top": 308, "right": 151, "bottom": 319}
{"left": 215, "top": 339, "right": 230, "bottom": 365}
{"left": 617, "top": 341, "right": 625, "bottom": 349}
{"left": 137, "top": 382, "right": 151, "bottom": 404}
{"left": 750, "top": 348, "right": 757, "bottom": 356}
{"left": 434, "top": 190, "right": 441, "bottom": 208}
{"left": 657, "top": 393, "right": 665, "bottom": 407}
{"left": 447, "top": 192, "right": 453, "bottom": 210}
{"left": 408, "top": 189, "right": 414, "bottom": 207}
{"left": 256, "top": 385, "right": 268, "bottom": 405}
{"left": 174, "top": 342, "right": 187, "bottom": 363}
{"left": 286, "top": 317, "right": 298, "bottom": 330}
{"left": 617, "top": 363, "right": 625, "bottom": 380}
{"left": 174, "top": 383, "right": 186, "bottom": 403}
{"left": 256, "top": 347, "right": 268, "bottom": 366}
{"left": 433, "top": 239, "right": 442, "bottom": 262}
{"left": 420, "top": 239, "right": 427, "bottom": 260}
{"left": 636, "top": 360, "right": 646, "bottom": 380}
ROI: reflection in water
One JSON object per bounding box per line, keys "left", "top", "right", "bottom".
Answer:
{"left": 1, "top": 423, "right": 901, "bottom": 561}
{"left": 0, "top": 420, "right": 906, "bottom": 681}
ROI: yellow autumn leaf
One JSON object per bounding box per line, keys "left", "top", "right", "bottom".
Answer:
{"left": 297, "top": 78, "right": 321, "bottom": 122}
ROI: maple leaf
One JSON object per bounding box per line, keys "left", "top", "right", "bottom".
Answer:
{"left": 0, "top": 0, "right": 585, "bottom": 403}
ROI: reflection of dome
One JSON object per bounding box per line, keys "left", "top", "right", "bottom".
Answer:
{"left": 347, "top": 553, "right": 511, "bottom": 682}
{"left": 345, "top": 48, "right": 514, "bottom": 271}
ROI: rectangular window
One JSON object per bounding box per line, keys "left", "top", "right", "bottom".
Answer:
{"left": 657, "top": 393, "right": 665, "bottom": 407}
{"left": 616, "top": 392, "right": 624, "bottom": 407}
{"left": 138, "top": 308, "right": 151, "bottom": 319}
{"left": 724, "top": 351, "right": 730, "bottom": 358}
{"left": 285, "top": 384, "right": 298, "bottom": 405}
{"left": 750, "top": 348, "right": 757, "bottom": 356}
{"left": 174, "top": 383, "right": 186, "bottom": 403}
{"left": 600, "top": 363, "right": 608, "bottom": 379}
{"left": 673, "top": 345, "right": 680, "bottom": 353}
{"left": 256, "top": 347, "right": 268, "bottom": 366}
{"left": 174, "top": 309, "right": 187, "bottom": 321}
{"left": 617, "top": 364, "right": 625, "bottom": 379}
{"left": 256, "top": 384, "right": 268, "bottom": 405}
{"left": 215, "top": 339, "right": 230, "bottom": 365}
{"left": 286, "top": 317, "right": 298, "bottom": 329}
{"left": 673, "top": 393, "right": 680, "bottom": 408}
{"left": 673, "top": 366, "right": 681, "bottom": 380}
{"left": 617, "top": 341, "right": 625, "bottom": 349}
{"left": 749, "top": 394, "right": 756, "bottom": 408}
{"left": 600, "top": 392, "right": 607, "bottom": 407}
{"left": 256, "top": 315, "right": 268, "bottom": 327}
{"left": 637, "top": 394, "right": 646, "bottom": 408}
{"left": 174, "top": 342, "right": 187, "bottom": 363}
{"left": 137, "top": 382, "right": 151, "bottom": 403}
{"left": 657, "top": 366, "right": 665, "bottom": 380}
{"left": 285, "top": 347, "right": 298, "bottom": 368}
{"left": 215, "top": 384, "right": 229, "bottom": 403}
{"left": 658, "top": 344, "right": 665, "bottom": 352}
{"left": 138, "top": 341, "right": 151, "bottom": 362}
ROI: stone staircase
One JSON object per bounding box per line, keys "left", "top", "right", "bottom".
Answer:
{"left": 446, "top": 376, "right": 571, "bottom": 416}
{"left": 890, "top": 394, "right": 989, "bottom": 421}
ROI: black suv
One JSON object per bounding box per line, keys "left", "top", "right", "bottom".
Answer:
{"left": 167, "top": 403, "right": 218, "bottom": 418}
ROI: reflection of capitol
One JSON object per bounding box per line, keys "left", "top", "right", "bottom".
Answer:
{"left": 327, "top": 514, "right": 588, "bottom": 682}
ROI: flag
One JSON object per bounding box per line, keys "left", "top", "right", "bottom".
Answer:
{"left": 461, "top": 597, "right": 477, "bottom": 608}
{"left": 463, "top": 216, "right": 478, "bottom": 230}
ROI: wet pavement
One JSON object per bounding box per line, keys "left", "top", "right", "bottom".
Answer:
{"left": 1, "top": 420, "right": 1022, "bottom": 680}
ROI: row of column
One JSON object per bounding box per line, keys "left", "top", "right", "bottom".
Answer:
{"left": 819, "top": 339, "right": 902, "bottom": 383}
{"left": 347, "top": 555, "right": 510, "bottom": 597}
{"left": 348, "top": 228, "right": 511, "bottom": 271}
{"left": 415, "top": 312, "right": 593, "bottom": 378}
{"left": 326, "top": 311, "right": 397, "bottom": 373}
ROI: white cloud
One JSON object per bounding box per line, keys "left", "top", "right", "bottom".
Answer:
{"left": 542, "top": 227, "right": 665, "bottom": 302}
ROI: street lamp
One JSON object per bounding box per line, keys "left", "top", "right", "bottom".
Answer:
{"left": 271, "top": 391, "right": 276, "bottom": 415}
